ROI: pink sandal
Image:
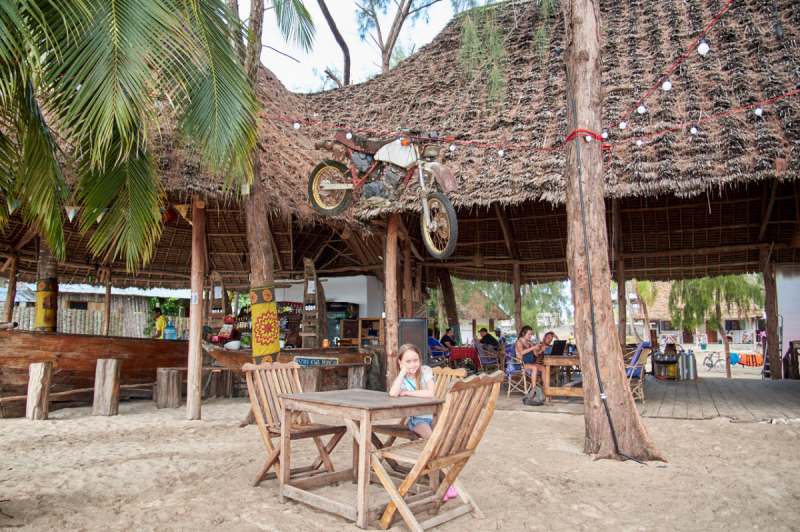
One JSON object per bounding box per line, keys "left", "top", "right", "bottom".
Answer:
{"left": 443, "top": 485, "right": 458, "bottom": 501}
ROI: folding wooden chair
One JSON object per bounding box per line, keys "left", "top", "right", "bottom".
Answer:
{"left": 505, "top": 350, "right": 530, "bottom": 398}
{"left": 371, "top": 371, "right": 504, "bottom": 531}
{"left": 625, "top": 344, "right": 651, "bottom": 404}
{"left": 243, "top": 361, "right": 347, "bottom": 487}
{"left": 474, "top": 342, "right": 501, "bottom": 373}
{"left": 372, "top": 367, "right": 467, "bottom": 446}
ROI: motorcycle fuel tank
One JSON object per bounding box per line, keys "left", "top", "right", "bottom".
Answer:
{"left": 375, "top": 142, "right": 416, "bottom": 169}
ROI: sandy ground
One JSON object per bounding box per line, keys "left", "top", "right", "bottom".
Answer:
{"left": 2, "top": 398, "right": 800, "bottom": 532}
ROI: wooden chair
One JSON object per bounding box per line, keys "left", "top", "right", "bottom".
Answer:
{"left": 372, "top": 367, "right": 467, "bottom": 446}
{"left": 505, "top": 350, "right": 530, "bottom": 398}
{"left": 243, "top": 361, "right": 347, "bottom": 487}
{"left": 427, "top": 342, "right": 450, "bottom": 368}
{"left": 624, "top": 343, "right": 651, "bottom": 403}
{"left": 371, "top": 371, "right": 504, "bottom": 531}
{"left": 473, "top": 341, "right": 501, "bottom": 373}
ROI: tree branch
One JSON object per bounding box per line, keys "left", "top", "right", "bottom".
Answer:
{"left": 262, "top": 45, "right": 300, "bottom": 63}
{"left": 317, "top": 0, "right": 351, "bottom": 85}
{"left": 408, "top": 0, "right": 443, "bottom": 17}
{"left": 324, "top": 68, "right": 343, "bottom": 88}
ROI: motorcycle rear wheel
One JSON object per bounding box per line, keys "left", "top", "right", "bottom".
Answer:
{"left": 420, "top": 192, "right": 457, "bottom": 259}
{"left": 308, "top": 160, "right": 353, "bottom": 215}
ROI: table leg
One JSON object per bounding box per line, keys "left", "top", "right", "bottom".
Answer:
{"left": 356, "top": 410, "right": 372, "bottom": 529}
{"left": 543, "top": 364, "right": 551, "bottom": 405}
{"left": 351, "top": 420, "right": 360, "bottom": 484}
{"left": 279, "top": 406, "right": 292, "bottom": 503}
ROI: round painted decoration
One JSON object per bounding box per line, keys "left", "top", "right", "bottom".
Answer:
{"left": 262, "top": 289, "right": 273, "bottom": 302}
{"left": 253, "top": 308, "right": 279, "bottom": 347}
{"left": 37, "top": 281, "right": 46, "bottom": 291}
{"left": 249, "top": 290, "right": 257, "bottom": 302}
{"left": 49, "top": 282, "right": 57, "bottom": 291}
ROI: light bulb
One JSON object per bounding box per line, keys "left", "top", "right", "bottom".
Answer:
{"left": 662, "top": 79, "right": 672, "bottom": 91}
{"left": 395, "top": 137, "right": 401, "bottom": 144}
{"left": 585, "top": 135, "right": 593, "bottom": 142}
{"left": 601, "top": 130, "right": 609, "bottom": 139}
{"left": 754, "top": 106, "right": 763, "bottom": 117}
{"left": 449, "top": 143, "right": 456, "bottom": 152}
{"left": 698, "top": 39, "right": 710, "bottom": 56}
{"left": 690, "top": 126, "right": 698, "bottom": 135}
{"left": 619, "top": 121, "right": 627, "bottom": 130}
{"left": 346, "top": 130, "right": 353, "bottom": 139}
{"left": 636, "top": 139, "right": 643, "bottom": 147}
{"left": 637, "top": 104, "right": 647, "bottom": 114}
{"left": 498, "top": 149, "right": 505, "bottom": 156}
{"left": 293, "top": 121, "right": 300, "bottom": 129}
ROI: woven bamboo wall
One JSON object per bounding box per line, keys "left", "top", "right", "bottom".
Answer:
{"left": 10, "top": 293, "right": 190, "bottom": 338}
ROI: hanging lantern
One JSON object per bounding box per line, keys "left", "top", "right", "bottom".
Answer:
{"left": 472, "top": 252, "right": 484, "bottom": 268}
{"left": 697, "top": 38, "right": 710, "bottom": 56}
{"left": 662, "top": 79, "right": 672, "bottom": 91}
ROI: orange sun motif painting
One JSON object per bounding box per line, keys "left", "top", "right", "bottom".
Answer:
{"left": 250, "top": 285, "right": 280, "bottom": 363}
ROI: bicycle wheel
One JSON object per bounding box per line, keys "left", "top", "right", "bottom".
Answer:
{"left": 714, "top": 359, "right": 726, "bottom": 373}
{"left": 703, "top": 356, "right": 714, "bottom": 371}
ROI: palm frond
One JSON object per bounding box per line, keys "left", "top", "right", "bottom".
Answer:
{"left": 272, "top": 0, "right": 315, "bottom": 53}
{"left": 14, "top": 75, "right": 68, "bottom": 260}
{"left": 174, "top": 0, "right": 258, "bottom": 189}
{"left": 75, "top": 133, "right": 165, "bottom": 270}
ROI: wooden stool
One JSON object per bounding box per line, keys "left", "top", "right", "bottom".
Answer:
{"left": 155, "top": 369, "right": 181, "bottom": 408}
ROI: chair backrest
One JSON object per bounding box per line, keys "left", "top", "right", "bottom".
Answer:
{"left": 431, "top": 367, "right": 467, "bottom": 399}
{"left": 243, "top": 361, "right": 305, "bottom": 431}
{"left": 473, "top": 341, "right": 496, "bottom": 363}
{"left": 413, "top": 371, "right": 504, "bottom": 475}
{"left": 626, "top": 342, "right": 651, "bottom": 378}
{"left": 428, "top": 337, "right": 447, "bottom": 350}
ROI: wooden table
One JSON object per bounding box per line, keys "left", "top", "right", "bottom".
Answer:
{"left": 279, "top": 389, "right": 443, "bottom": 528}
{"left": 542, "top": 355, "right": 582, "bottom": 405}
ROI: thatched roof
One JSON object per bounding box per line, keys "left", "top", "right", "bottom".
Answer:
{"left": 456, "top": 290, "right": 509, "bottom": 320}
{"left": 299, "top": 0, "right": 799, "bottom": 214}
{"left": 632, "top": 281, "right": 764, "bottom": 321}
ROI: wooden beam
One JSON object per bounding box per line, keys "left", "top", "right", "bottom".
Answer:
{"left": 437, "top": 268, "right": 460, "bottom": 345}
{"left": 268, "top": 223, "right": 283, "bottom": 271}
{"left": 494, "top": 204, "right": 519, "bottom": 259}
{"left": 620, "top": 243, "right": 779, "bottom": 260}
{"left": 396, "top": 216, "right": 425, "bottom": 262}
{"left": 102, "top": 271, "right": 111, "bottom": 336}
{"left": 757, "top": 179, "right": 779, "bottom": 243}
{"left": 385, "top": 214, "right": 400, "bottom": 389}
{"left": 187, "top": 197, "right": 206, "bottom": 420}
{"left": 12, "top": 226, "right": 38, "bottom": 252}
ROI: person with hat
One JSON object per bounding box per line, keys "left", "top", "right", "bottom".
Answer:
{"left": 494, "top": 327, "right": 507, "bottom": 345}
{"left": 478, "top": 327, "right": 499, "bottom": 347}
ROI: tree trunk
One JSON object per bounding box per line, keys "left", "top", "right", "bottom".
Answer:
{"left": 3, "top": 255, "right": 18, "bottom": 322}
{"left": 513, "top": 264, "right": 522, "bottom": 334}
{"left": 437, "top": 269, "right": 460, "bottom": 346}
{"left": 761, "top": 249, "right": 781, "bottom": 379}
{"left": 186, "top": 198, "right": 206, "bottom": 420}
{"left": 437, "top": 296, "right": 445, "bottom": 339}
{"left": 385, "top": 214, "right": 400, "bottom": 388}
{"left": 562, "top": 0, "right": 663, "bottom": 461}
{"left": 317, "top": 0, "right": 350, "bottom": 85}
{"left": 628, "top": 282, "right": 643, "bottom": 343}
{"left": 35, "top": 242, "right": 58, "bottom": 332}
{"left": 617, "top": 260, "right": 627, "bottom": 352}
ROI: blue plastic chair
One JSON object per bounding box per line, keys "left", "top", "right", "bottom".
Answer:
{"left": 625, "top": 342, "right": 652, "bottom": 378}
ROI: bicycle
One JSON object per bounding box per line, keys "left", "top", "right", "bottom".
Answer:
{"left": 702, "top": 352, "right": 726, "bottom": 372}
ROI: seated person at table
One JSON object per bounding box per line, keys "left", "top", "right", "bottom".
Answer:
{"left": 516, "top": 326, "right": 545, "bottom": 387}
{"left": 478, "top": 327, "right": 499, "bottom": 347}
{"left": 494, "top": 327, "right": 507, "bottom": 345}
{"left": 439, "top": 328, "right": 457, "bottom": 350}
{"left": 538, "top": 331, "right": 555, "bottom": 354}
{"left": 428, "top": 329, "right": 450, "bottom": 355}
{"left": 389, "top": 344, "right": 435, "bottom": 439}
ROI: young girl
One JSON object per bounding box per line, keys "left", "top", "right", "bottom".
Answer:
{"left": 389, "top": 343, "right": 436, "bottom": 439}
{"left": 389, "top": 344, "right": 458, "bottom": 502}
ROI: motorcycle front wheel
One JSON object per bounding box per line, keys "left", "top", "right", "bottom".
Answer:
{"left": 420, "top": 192, "right": 458, "bottom": 260}
{"left": 308, "top": 160, "right": 353, "bottom": 215}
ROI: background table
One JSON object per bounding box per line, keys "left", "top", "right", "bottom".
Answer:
{"left": 542, "top": 355, "right": 582, "bottom": 404}
{"left": 449, "top": 346, "right": 480, "bottom": 369}
{"left": 279, "top": 389, "right": 443, "bottom": 528}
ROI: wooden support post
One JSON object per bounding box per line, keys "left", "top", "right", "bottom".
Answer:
{"left": 298, "top": 367, "right": 322, "bottom": 393}
{"left": 761, "top": 248, "right": 781, "bottom": 379}
{"left": 472, "top": 319, "right": 476, "bottom": 341}
{"left": 26, "top": 361, "right": 52, "bottom": 420}
{"left": 348, "top": 365, "right": 366, "bottom": 389}
{"left": 513, "top": 264, "right": 522, "bottom": 334}
{"left": 397, "top": 251, "right": 404, "bottom": 318}
{"left": 156, "top": 369, "right": 181, "bottom": 408}
{"left": 102, "top": 272, "right": 111, "bottom": 336}
{"left": 187, "top": 198, "right": 206, "bottom": 419}
{"left": 437, "top": 269, "right": 460, "bottom": 346}
{"left": 489, "top": 318, "right": 495, "bottom": 333}
{"left": 385, "top": 214, "right": 400, "bottom": 389}
{"left": 232, "top": 292, "right": 239, "bottom": 316}
{"left": 92, "top": 359, "right": 121, "bottom": 416}
{"left": 414, "top": 265, "right": 422, "bottom": 303}
{"left": 35, "top": 242, "right": 58, "bottom": 332}
{"left": 404, "top": 239, "right": 413, "bottom": 318}
{"left": 3, "top": 255, "right": 18, "bottom": 323}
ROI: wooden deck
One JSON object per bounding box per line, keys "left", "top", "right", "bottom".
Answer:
{"left": 496, "top": 375, "right": 800, "bottom": 422}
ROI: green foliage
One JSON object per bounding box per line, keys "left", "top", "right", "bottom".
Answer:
{"left": 669, "top": 274, "right": 764, "bottom": 332}
{"left": 273, "top": 0, "right": 316, "bottom": 53}
{"left": 534, "top": 0, "right": 556, "bottom": 59}
{"left": 0, "top": 0, "right": 259, "bottom": 266}
{"left": 457, "top": 6, "right": 507, "bottom": 106}
{"left": 390, "top": 39, "right": 416, "bottom": 68}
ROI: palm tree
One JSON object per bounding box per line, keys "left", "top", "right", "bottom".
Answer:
{"left": 1, "top": 0, "right": 260, "bottom": 269}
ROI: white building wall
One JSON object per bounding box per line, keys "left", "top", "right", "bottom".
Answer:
{"left": 777, "top": 265, "right": 800, "bottom": 347}
{"left": 273, "top": 275, "right": 384, "bottom": 319}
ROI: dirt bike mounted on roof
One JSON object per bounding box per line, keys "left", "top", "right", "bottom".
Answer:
{"left": 309, "top": 129, "right": 458, "bottom": 260}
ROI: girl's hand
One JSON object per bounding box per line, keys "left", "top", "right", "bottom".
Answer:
{"left": 398, "top": 366, "right": 408, "bottom": 377}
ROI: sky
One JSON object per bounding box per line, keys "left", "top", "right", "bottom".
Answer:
{"left": 237, "top": 1, "right": 456, "bottom": 93}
